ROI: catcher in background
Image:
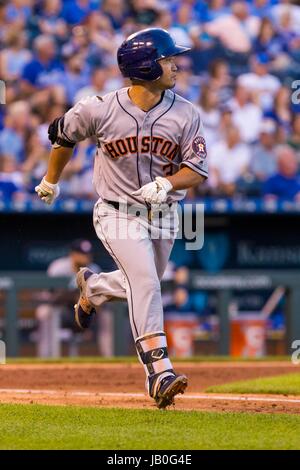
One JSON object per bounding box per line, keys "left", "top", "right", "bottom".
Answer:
{"left": 35, "top": 239, "right": 106, "bottom": 357}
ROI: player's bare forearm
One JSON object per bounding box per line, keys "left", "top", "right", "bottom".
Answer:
{"left": 166, "top": 166, "right": 206, "bottom": 191}
{"left": 45, "top": 146, "right": 74, "bottom": 184}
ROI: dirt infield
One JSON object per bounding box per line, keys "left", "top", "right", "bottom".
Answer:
{"left": 0, "top": 362, "right": 300, "bottom": 414}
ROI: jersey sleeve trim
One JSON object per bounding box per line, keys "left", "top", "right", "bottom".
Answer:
{"left": 179, "top": 161, "right": 208, "bottom": 178}
{"left": 59, "top": 116, "right": 77, "bottom": 146}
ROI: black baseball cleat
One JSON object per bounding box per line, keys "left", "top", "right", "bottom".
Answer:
{"left": 150, "top": 373, "right": 188, "bottom": 409}
{"left": 74, "top": 267, "right": 96, "bottom": 329}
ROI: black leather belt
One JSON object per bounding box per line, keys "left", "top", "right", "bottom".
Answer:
{"left": 103, "top": 199, "right": 172, "bottom": 222}
{"left": 104, "top": 199, "right": 152, "bottom": 221}
{"left": 103, "top": 199, "right": 127, "bottom": 211}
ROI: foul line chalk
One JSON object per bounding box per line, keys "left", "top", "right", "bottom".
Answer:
{"left": 0, "top": 389, "right": 300, "bottom": 405}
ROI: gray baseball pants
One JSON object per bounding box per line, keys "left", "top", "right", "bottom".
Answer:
{"left": 86, "top": 199, "right": 178, "bottom": 339}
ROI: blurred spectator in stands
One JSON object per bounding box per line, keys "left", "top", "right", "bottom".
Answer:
{"left": 172, "top": 0, "right": 201, "bottom": 26}
{"left": 250, "top": 0, "right": 272, "bottom": 19}
{"left": 188, "top": 18, "right": 222, "bottom": 73}
{"left": 169, "top": 286, "right": 193, "bottom": 314}
{"left": 156, "top": 7, "right": 193, "bottom": 48}
{"left": 287, "top": 113, "right": 300, "bottom": 156}
{"left": 271, "top": 0, "right": 300, "bottom": 34}
{"left": 209, "top": 124, "right": 251, "bottom": 196}
{"left": 0, "top": 30, "right": 31, "bottom": 82}
{"left": 251, "top": 118, "right": 278, "bottom": 181}
{"left": 169, "top": 1, "right": 197, "bottom": 40}
{"left": 61, "top": 25, "right": 90, "bottom": 61}
{"left": 58, "top": 52, "right": 90, "bottom": 106}
{"left": 265, "top": 86, "right": 292, "bottom": 137}
{"left": 197, "top": 84, "right": 220, "bottom": 150}
{"left": 0, "top": 155, "right": 24, "bottom": 203}
{"left": 20, "top": 34, "right": 63, "bottom": 92}
{"left": 252, "top": 16, "right": 291, "bottom": 75}
{"left": 103, "top": 62, "right": 125, "bottom": 91}
{"left": 61, "top": 0, "right": 98, "bottom": 26}
{"left": 230, "top": 83, "right": 262, "bottom": 144}
{"left": 0, "top": 100, "right": 31, "bottom": 164}
{"left": 173, "top": 55, "right": 200, "bottom": 102}
{"left": 205, "top": 59, "right": 232, "bottom": 106}
{"left": 127, "top": 0, "right": 160, "bottom": 28}
{"left": 0, "top": 1, "right": 8, "bottom": 44}
{"left": 20, "top": 34, "right": 65, "bottom": 114}
{"left": 74, "top": 67, "right": 109, "bottom": 103}
{"left": 37, "top": 0, "right": 68, "bottom": 44}
{"left": 5, "top": 0, "right": 33, "bottom": 27}
{"left": 263, "top": 145, "right": 300, "bottom": 200}
{"left": 277, "top": 4, "right": 297, "bottom": 37}
{"left": 164, "top": 265, "right": 196, "bottom": 316}
{"left": 35, "top": 239, "right": 105, "bottom": 357}
{"left": 204, "top": 0, "right": 229, "bottom": 22}
{"left": 237, "top": 53, "right": 281, "bottom": 112}
{"left": 205, "top": 1, "right": 260, "bottom": 55}
{"left": 102, "top": 0, "right": 127, "bottom": 31}
{"left": 218, "top": 105, "right": 233, "bottom": 138}
{"left": 0, "top": 30, "right": 32, "bottom": 104}
{"left": 83, "top": 10, "right": 121, "bottom": 67}
{"left": 276, "top": 6, "right": 300, "bottom": 70}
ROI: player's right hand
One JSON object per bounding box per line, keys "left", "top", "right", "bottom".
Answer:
{"left": 132, "top": 177, "right": 173, "bottom": 205}
{"left": 35, "top": 177, "right": 60, "bottom": 205}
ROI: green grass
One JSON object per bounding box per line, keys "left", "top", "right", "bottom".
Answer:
{"left": 4, "top": 355, "right": 291, "bottom": 365}
{"left": 206, "top": 373, "right": 300, "bottom": 395}
{"left": 0, "top": 404, "right": 300, "bottom": 450}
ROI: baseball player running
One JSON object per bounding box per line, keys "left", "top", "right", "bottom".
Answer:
{"left": 35, "top": 28, "right": 208, "bottom": 408}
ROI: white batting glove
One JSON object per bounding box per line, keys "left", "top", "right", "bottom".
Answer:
{"left": 132, "top": 177, "right": 173, "bottom": 205}
{"left": 35, "top": 177, "right": 60, "bottom": 205}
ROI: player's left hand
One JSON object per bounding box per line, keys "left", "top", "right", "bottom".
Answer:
{"left": 132, "top": 177, "right": 173, "bottom": 205}
{"left": 35, "top": 177, "right": 60, "bottom": 205}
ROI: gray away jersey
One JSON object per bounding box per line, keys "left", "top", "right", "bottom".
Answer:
{"left": 57, "top": 87, "right": 208, "bottom": 205}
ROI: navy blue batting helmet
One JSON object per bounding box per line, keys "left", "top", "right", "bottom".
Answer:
{"left": 117, "top": 28, "right": 191, "bottom": 81}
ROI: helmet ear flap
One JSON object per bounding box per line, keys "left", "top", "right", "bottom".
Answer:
{"left": 152, "top": 60, "right": 163, "bottom": 81}
{"left": 139, "top": 60, "right": 162, "bottom": 81}
{"left": 126, "top": 59, "right": 163, "bottom": 81}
